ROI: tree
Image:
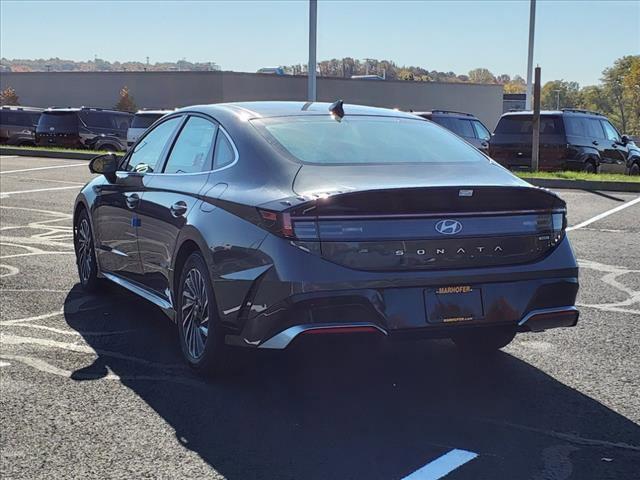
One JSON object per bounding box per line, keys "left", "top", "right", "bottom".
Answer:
{"left": 504, "top": 75, "right": 526, "bottom": 94}
{"left": 468, "top": 68, "right": 496, "bottom": 84}
{"left": 114, "top": 86, "right": 137, "bottom": 112}
{"left": 0, "top": 86, "right": 20, "bottom": 105}
{"left": 541, "top": 80, "right": 581, "bottom": 110}
{"left": 601, "top": 55, "right": 640, "bottom": 134}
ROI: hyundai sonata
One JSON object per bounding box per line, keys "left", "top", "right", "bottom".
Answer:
{"left": 74, "top": 101, "right": 579, "bottom": 373}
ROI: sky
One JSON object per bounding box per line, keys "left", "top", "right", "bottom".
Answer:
{"left": 1, "top": 0, "right": 638, "bottom": 86}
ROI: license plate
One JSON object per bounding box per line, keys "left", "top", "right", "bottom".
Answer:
{"left": 425, "top": 286, "right": 483, "bottom": 323}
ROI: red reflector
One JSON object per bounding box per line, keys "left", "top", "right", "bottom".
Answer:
{"left": 302, "top": 326, "right": 379, "bottom": 335}
{"left": 259, "top": 209, "right": 278, "bottom": 222}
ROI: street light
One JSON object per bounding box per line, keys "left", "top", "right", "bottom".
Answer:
{"left": 308, "top": 0, "right": 317, "bottom": 102}
{"left": 554, "top": 89, "right": 561, "bottom": 110}
{"left": 525, "top": 0, "right": 536, "bottom": 110}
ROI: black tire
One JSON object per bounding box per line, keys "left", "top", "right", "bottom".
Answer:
{"left": 99, "top": 143, "right": 119, "bottom": 152}
{"left": 176, "top": 251, "right": 235, "bottom": 375}
{"left": 583, "top": 160, "right": 597, "bottom": 174}
{"left": 451, "top": 327, "right": 516, "bottom": 354}
{"left": 74, "top": 209, "right": 100, "bottom": 292}
{"left": 630, "top": 162, "right": 640, "bottom": 176}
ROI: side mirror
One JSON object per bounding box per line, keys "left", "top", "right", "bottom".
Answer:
{"left": 89, "top": 153, "right": 119, "bottom": 181}
{"left": 621, "top": 134, "right": 629, "bottom": 145}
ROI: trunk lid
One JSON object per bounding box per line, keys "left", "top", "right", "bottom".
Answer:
{"left": 288, "top": 164, "right": 565, "bottom": 271}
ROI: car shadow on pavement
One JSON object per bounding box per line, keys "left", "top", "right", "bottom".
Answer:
{"left": 64, "top": 284, "right": 640, "bottom": 479}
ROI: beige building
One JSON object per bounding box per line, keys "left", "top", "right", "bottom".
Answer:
{"left": 1, "top": 71, "right": 504, "bottom": 129}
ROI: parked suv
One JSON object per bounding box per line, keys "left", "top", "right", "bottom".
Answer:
{"left": 413, "top": 110, "right": 492, "bottom": 154}
{"left": 490, "top": 109, "right": 640, "bottom": 174}
{"left": 0, "top": 106, "right": 43, "bottom": 146}
{"left": 127, "top": 110, "right": 172, "bottom": 147}
{"left": 36, "top": 107, "right": 133, "bottom": 151}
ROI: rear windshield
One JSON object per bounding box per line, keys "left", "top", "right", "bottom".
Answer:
{"left": 131, "top": 114, "right": 164, "bottom": 129}
{"left": 0, "top": 111, "right": 41, "bottom": 126}
{"left": 252, "top": 116, "right": 486, "bottom": 165}
{"left": 495, "top": 115, "right": 564, "bottom": 135}
{"left": 38, "top": 112, "right": 79, "bottom": 129}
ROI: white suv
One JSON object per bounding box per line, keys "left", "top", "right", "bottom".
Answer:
{"left": 127, "top": 110, "right": 173, "bottom": 147}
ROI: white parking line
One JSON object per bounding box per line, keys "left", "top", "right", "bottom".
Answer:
{"left": 402, "top": 449, "right": 478, "bottom": 480}
{"left": 1, "top": 163, "right": 86, "bottom": 174}
{"left": 0, "top": 185, "right": 81, "bottom": 197}
{"left": 567, "top": 196, "right": 640, "bottom": 231}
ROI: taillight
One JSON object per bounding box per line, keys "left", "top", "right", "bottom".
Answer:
{"left": 258, "top": 209, "right": 295, "bottom": 238}
{"left": 551, "top": 211, "right": 566, "bottom": 245}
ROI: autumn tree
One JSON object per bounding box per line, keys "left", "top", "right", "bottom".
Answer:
{"left": 114, "top": 86, "right": 137, "bottom": 112}
{"left": 468, "top": 68, "right": 496, "bottom": 84}
{"left": 0, "top": 86, "right": 20, "bottom": 105}
{"left": 541, "top": 80, "right": 581, "bottom": 110}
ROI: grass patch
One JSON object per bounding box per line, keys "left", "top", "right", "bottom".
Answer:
{"left": 0, "top": 145, "right": 124, "bottom": 155}
{"left": 517, "top": 171, "right": 640, "bottom": 183}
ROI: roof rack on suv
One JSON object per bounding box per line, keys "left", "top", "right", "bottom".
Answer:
{"left": 560, "top": 108, "right": 604, "bottom": 116}
{"left": 430, "top": 110, "right": 474, "bottom": 117}
{"left": 1, "top": 106, "right": 43, "bottom": 111}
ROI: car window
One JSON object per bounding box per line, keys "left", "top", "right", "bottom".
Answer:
{"left": 127, "top": 116, "right": 182, "bottom": 173}
{"left": 131, "top": 114, "right": 164, "bottom": 129}
{"left": 564, "top": 117, "right": 605, "bottom": 139}
{"left": 164, "top": 116, "right": 217, "bottom": 174}
{"left": 0, "top": 111, "right": 37, "bottom": 126}
{"left": 601, "top": 120, "right": 620, "bottom": 142}
{"left": 495, "top": 115, "right": 564, "bottom": 135}
{"left": 253, "top": 115, "right": 487, "bottom": 165}
{"left": 80, "top": 111, "right": 113, "bottom": 129}
{"left": 114, "top": 114, "right": 132, "bottom": 131}
{"left": 433, "top": 117, "right": 474, "bottom": 138}
{"left": 472, "top": 120, "right": 491, "bottom": 141}
{"left": 213, "top": 129, "right": 236, "bottom": 169}
{"left": 38, "top": 112, "right": 79, "bottom": 131}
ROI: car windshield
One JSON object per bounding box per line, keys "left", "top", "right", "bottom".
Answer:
{"left": 131, "top": 114, "right": 164, "bottom": 129}
{"left": 39, "top": 112, "right": 78, "bottom": 129}
{"left": 495, "top": 115, "right": 564, "bottom": 135}
{"left": 252, "top": 115, "right": 486, "bottom": 164}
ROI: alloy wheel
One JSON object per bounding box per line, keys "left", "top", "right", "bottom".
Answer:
{"left": 181, "top": 268, "right": 210, "bottom": 360}
{"left": 77, "top": 218, "right": 93, "bottom": 285}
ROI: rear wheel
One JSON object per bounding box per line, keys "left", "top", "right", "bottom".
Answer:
{"left": 176, "top": 252, "right": 235, "bottom": 375}
{"left": 630, "top": 162, "right": 640, "bottom": 176}
{"left": 583, "top": 160, "right": 597, "bottom": 174}
{"left": 99, "top": 143, "right": 119, "bottom": 152}
{"left": 451, "top": 327, "right": 516, "bottom": 354}
{"left": 74, "top": 209, "right": 100, "bottom": 292}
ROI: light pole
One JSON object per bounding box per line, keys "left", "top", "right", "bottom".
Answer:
{"left": 525, "top": 0, "right": 536, "bottom": 110}
{"left": 554, "top": 89, "right": 561, "bottom": 110}
{"left": 308, "top": 0, "right": 317, "bottom": 102}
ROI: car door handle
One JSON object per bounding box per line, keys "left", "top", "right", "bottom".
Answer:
{"left": 125, "top": 193, "right": 140, "bottom": 209}
{"left": 170, "top": 201, "right": 188, "bottom": 217}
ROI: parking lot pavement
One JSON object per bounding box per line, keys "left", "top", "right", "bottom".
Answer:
{"left": 1, "top": 155, "right": 639, "bottom": 479}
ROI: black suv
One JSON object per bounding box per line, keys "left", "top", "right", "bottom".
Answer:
{"left": 490, "top": 109, "right": 640, "bottom": 175}
{"left": 413, "top": 110, "right": 492, "bottom": 154}
{"left": 36, "top": 107, "right": 133, "bottom": 151}
{"left": 0, "top": 106, "right": 43, "bottom": 146}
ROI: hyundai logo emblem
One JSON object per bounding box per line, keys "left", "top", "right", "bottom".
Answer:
{"left": 435, "top": 219, "right": 463, "bottom": 235}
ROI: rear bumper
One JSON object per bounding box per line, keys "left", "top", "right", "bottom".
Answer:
{"left": 221, "top": 236, "right": 580, "bottom": 349}
{"left": 256, "top": 305, "right": 579, "bottom": 349}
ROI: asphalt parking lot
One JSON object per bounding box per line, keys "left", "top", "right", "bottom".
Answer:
{"left": 1, "top": 155, "right": 639, "bottom": 480}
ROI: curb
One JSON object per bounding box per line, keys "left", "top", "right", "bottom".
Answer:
{"left": 522, "top": 177, "right": 640, "bottom": 193}
{"left": 0, "top": 147, "right": 123, "bottom": 161}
